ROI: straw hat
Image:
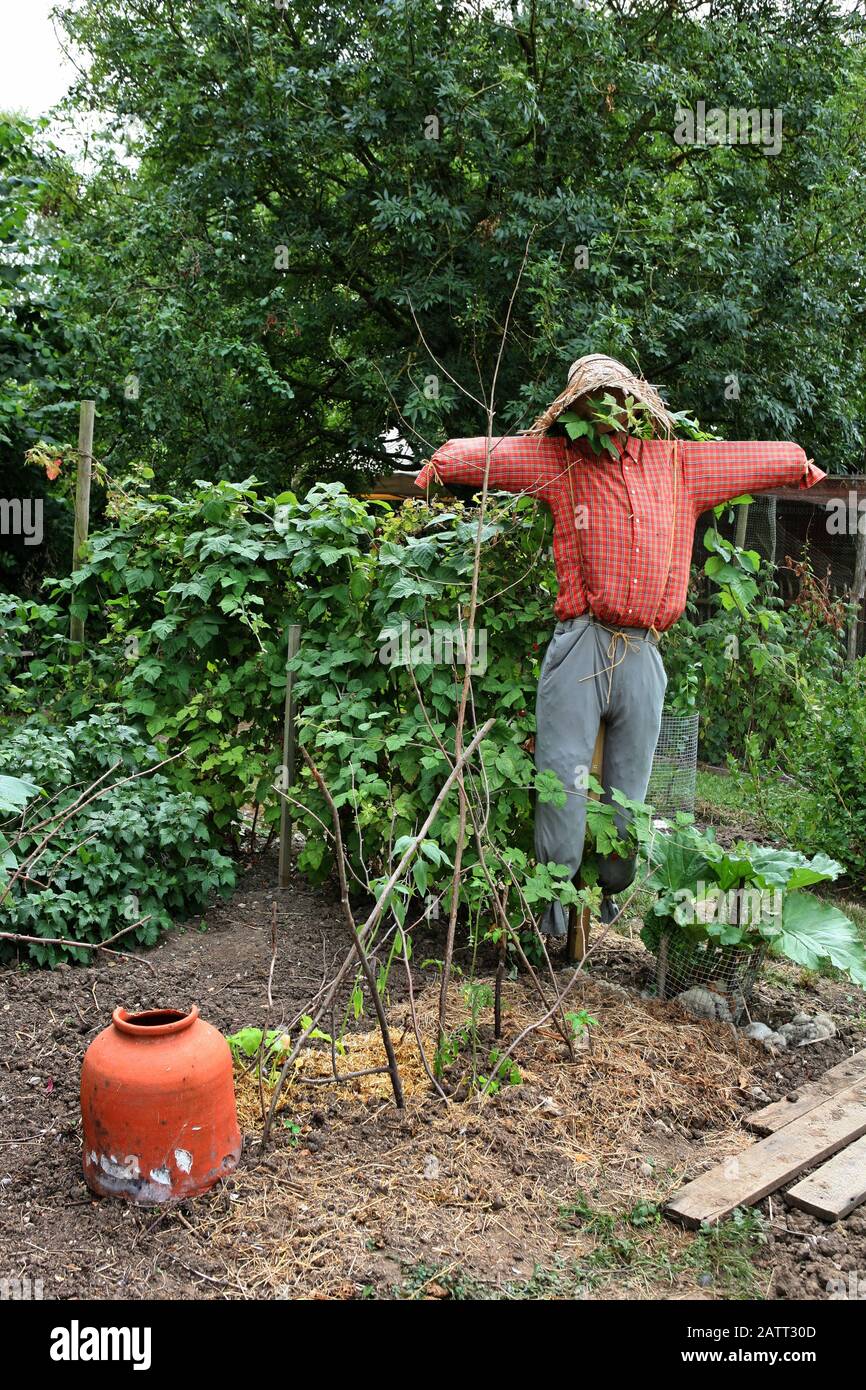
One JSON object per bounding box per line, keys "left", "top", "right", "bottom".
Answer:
{"left": 525, "top": 353, "right": 677, "bottom": 436}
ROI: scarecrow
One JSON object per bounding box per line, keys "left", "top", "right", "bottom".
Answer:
{"left": 415, "top": 354, "right": 825, "bottom": 939}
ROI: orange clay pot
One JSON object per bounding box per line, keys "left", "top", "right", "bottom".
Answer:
{"left": 80, "top": 1005, "right": 241, "bottom": 1204}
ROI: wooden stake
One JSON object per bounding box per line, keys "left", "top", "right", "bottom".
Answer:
{"left": 566, "top": 721, "right": 606, "bottom": 963}
{"left": 277, "top": 623, "right": 301, "bottom": 888}
{"left": 848, "top": 524, "right": 866, "bottom": 662}
{"left": 69, "top": 400, "right": 95, "bottom": 652}
{"left": 734, "top": 498, "right": 750, "bottom": 550}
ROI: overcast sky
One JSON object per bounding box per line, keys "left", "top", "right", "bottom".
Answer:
{"left": 0, "top": 0, "right": 78, "bottom": 119}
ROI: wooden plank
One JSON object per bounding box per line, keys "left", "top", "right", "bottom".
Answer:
{"left": 761, "top": 474, "right": 866, "bottom": 504}
{"left": 744, "top": 1049, "right": 866, "bottom": 1135}
{"left": 785, "top": 1134, "right": 866, "bottom": 1222}
{"left": 666, "top": 1079, "right": 866, "bottom": 1228}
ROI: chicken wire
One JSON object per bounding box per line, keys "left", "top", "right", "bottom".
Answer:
{"left": 647, "top": 711, "right": 699, "bottom": 817}
{"left": 653, "top": 931, "right": 767, "bottom": 1024}
{"left": 744, "top": 494, "right": 856, "bottom": 585}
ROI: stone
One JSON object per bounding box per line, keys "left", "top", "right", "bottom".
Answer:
{"left": 673, "top": 986, "right": 732, "bottom": 1023}
{"left": 742, "top": 1022, "right": 774, "bottom": 1042}
{"left": 778, "top": 1011, "right": 836, "bottom": 1046}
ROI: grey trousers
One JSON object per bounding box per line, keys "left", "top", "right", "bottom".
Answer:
{"left": 534, "top": 616, "right": 667, "bottom": 937}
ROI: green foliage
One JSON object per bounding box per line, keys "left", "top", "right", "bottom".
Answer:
{"left": 0, "top": 479, "right": 589, "bottom": 939}
{"left": 0, "top": 594, "right": 74, "bottom": 723}
{"left": 558, "top": 395, "right": 720, "bottom": 456}
{"left": 781, "top": 660, "right": 866, "bottom": 883}
{"left": 565, "top": 1009, "right": 598, "bottom": 1040}
{"left": 643, "top": 821, "right": 866, "bottom": 986}
{"left": 559, "top": 394, "right": 656, "bottom": 457}
{"left": 0, "top": 717, "right": 236, "bottom": 965}
{"left": 0, "top": 772, "right": 40, "bottom": 885}
{"left": 661, "top": 567, "right": 846, "bottom": 757}
{"left": 43, "top": 478, "right": 311, "bottom": 832}
{"left": 4, "top": 2, "right": 866, "bottom": 525}
{"left": 41, "top": 480, "right": 580, "bottom": 935}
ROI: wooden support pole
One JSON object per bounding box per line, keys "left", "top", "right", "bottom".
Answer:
{"left": 69, "top": 400, "right": 95, "bottom": 652}
{"left": 848, "top": 525, "right": 866, "bottom": 663}
{"left": 566, "top": 721, "right": 606, "bottom": 964}
{"left": 734, "top": 498, "right": 750, "bottom": 550}
{"left": 277, "top": 623, "right": 301, "bottom": 888}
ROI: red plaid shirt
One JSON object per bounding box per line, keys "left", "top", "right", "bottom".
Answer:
{"left": 416, "top": 435, "right": 825, "bottom": 630}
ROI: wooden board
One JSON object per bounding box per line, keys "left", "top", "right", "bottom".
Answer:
{"left": 785, "top": 1134, "right": 866, "bottom": 1222}
{"left": 744, "top": 1049, "right": 866, "bottom": 1135}
{"left": 666, "top": 1079, "right": 866, "bottom": 1228}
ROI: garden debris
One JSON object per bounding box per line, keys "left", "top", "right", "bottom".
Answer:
{"left": 785, "top": 1132, "right": 866, "bottom": 1222}
{"left": 745, "top": 1047, "right": 866, "bottom": 1135}
{"left": 778, "top": 1012, "right": 837, "bottom": 1046}
{"left": 740, "top": 1010, "right": 837, "bottom": 1053}
{"left": 668, "top": 1077, "right": 866, "bottom": 1228}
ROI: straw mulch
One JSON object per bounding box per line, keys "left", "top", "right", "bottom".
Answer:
{"left": 235, "top": 972, "right": 749, "bottom": 1142}
{"left": 234, "top": 1025, "right": 436, "bottom": 1131}
{"left": 210, "top": 974, "right": 756, "bottom": 1298}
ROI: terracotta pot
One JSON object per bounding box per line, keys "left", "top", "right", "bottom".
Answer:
{"left": 80, "top": 1005, "right": 241, "bottom": 1204}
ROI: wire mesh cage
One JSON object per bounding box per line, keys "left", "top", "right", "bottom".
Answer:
{"left": 647, "top": 711, "right": 700, "bottom": 817}
{"left": 653, "top": 931, "right": 766, "bottom": 1024}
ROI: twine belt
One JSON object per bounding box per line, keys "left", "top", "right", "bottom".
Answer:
{"left": 574, "top": 620, "right": 656, "bottom": 706}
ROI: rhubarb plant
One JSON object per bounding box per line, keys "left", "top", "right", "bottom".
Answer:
{"left": 642, "top": 823, "right": 866, "bottom": 987}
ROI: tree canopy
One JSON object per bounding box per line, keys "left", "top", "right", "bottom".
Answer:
{"left": 3, "top": 0, "right": 866, "bottom": 518}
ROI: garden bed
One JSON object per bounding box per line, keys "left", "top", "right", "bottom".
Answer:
{"left": 1, "top": 850, "right": 865, "bottom": 1301}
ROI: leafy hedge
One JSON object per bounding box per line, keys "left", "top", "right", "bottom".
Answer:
{"left": 3, "top": 478, "right": 864, "bottom": 932}
{"left": 782, "top": 663, "right": 866, "bottom": 884}
{"left": 660, "top": 559, "right": 847, "bottom": 766}
{"left": 34, "top": 479, "right": 580, "bottom": 928}
{"left": 0, "top": 716, "right": 236, "bottom": 965}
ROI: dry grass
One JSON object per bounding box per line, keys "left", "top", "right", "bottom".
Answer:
{"left": 211, "top": 973, "right": 756, "bottom": 1298}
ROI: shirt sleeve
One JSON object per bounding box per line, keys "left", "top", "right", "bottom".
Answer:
{"left": 415, "top": 435, "right": 563, "bottom": 501}
{"left": 682, "top": 440, "right": 826, "bottom": 513}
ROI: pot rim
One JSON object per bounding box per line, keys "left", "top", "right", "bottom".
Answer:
{"left": 112, "top": 1004, "right": 200, "bottom": 1037}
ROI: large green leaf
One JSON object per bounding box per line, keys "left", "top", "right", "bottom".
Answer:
{"left": 769, "top": 892, "right": 866, "bottom": 988}
{"left": 0, "top": 774, "right": 40, "bottom": 817}
{"left": 647, "top": 828, "right": 714, "bottom": 896}
{"left": 744, "top": 847, "right": 843, "bottom": 890}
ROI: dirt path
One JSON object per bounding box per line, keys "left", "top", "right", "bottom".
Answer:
{"left": 2, "top": 852, "right": 865, "bottom": 1300}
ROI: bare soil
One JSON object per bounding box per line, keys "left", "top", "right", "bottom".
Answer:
{"left": 2, "top": 851, "right": 865, "bottom": 1301}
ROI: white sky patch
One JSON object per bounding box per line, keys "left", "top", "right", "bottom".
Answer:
{"left": 0, "top": 0, "right": 78, "bottom": 119}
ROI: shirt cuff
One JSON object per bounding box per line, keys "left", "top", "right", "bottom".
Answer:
{"left": 800, "top": 460, "right": 826, "bottom": 489}
{"left": 415, "top": 461, "right": 437, "bottom": 490}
